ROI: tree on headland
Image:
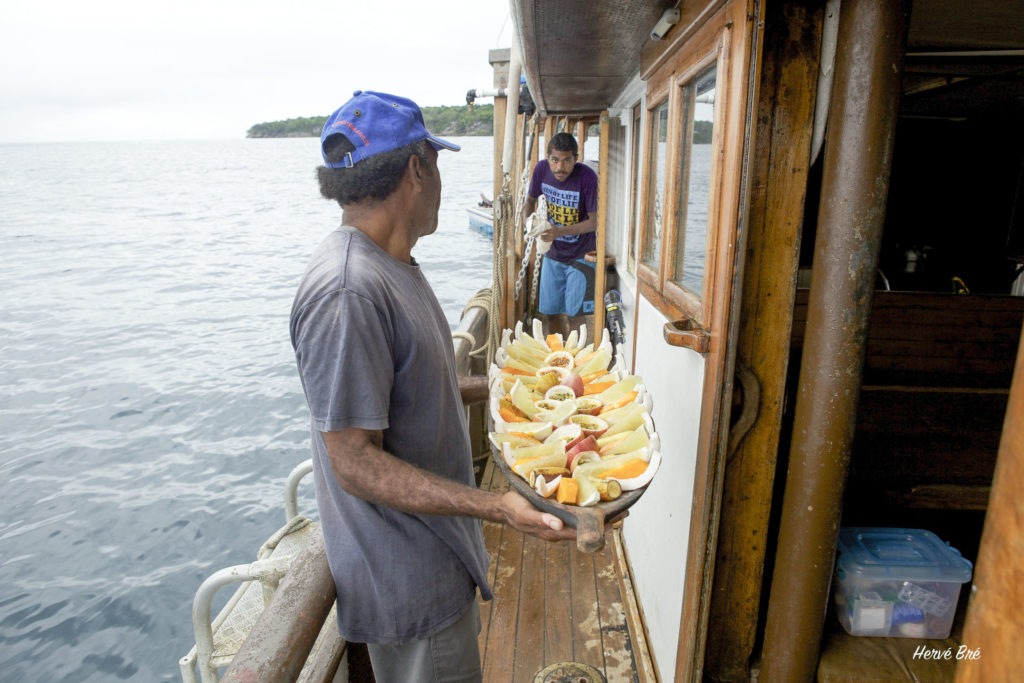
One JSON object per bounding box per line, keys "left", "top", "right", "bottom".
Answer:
{"left": 247, "top": 105, "right": 495, "bottom": 138}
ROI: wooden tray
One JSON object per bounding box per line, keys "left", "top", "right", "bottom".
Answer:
{"left": 489, "top": 440, "right": 646, "bottom": 553}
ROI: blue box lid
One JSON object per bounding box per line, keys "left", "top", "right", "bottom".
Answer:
{"left": 836, "top": 527, "right": 973, "bottom": 582}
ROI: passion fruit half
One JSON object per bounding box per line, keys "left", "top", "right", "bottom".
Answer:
{"left": 569, "top": 413, "right": 610, "bottom": 439}
{"left": 544, "top": 350, "right": 575, "bottom": 370}
{"left": 545, "top": 385, "right": 578, "bottom": 402}
{"left": 574, "top": 397, "right": 603, "bottom": 416}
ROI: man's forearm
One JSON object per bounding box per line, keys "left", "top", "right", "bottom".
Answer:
{"left": 458, "top": 375, "right": 489, "bottom": 405}
{"left": 322, "top": 429, "right": 576, "bottom": 541}
{"left": 545, "top": 215, "right": 597, "bottom": 239}
{"left": 324, "top": 430, "right": 503, "bottom": 522}
{"left": 521, "top": 196, "right": 538, "bottom": 226}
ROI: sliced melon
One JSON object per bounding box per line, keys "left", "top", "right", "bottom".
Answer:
{"left": 507, "top": 421, "right": 554, "bottom": 441}
{"left": 564, "top": 329, "right": 580, "bottom": 354}
{"left": 602, "top": 424, "right": 650, "bottom": 456}
{"left": 510, "top": 379, "right": 541, "bottom": 418}
{"left": 535, "top": 398, "right": 577, "bottom": 425}
{"left": 575, "top": 475, "right": 601, "bottom": 507}
{"left": 596, "top": 375, "right": 642, "bottom": 404}
{"left": 575, "top": 347, "right": 612, "bottom": 377}
{"left": 488, "top": 432, "right": 541, "bottom": 450}
{"left": 600, "top": 402, "right": 645, "bottom": 430}
{"left": 511, "top": 441, "right": 567, "bottom": 478}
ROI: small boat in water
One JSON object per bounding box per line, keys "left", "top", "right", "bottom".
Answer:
{"left": 466, "top": 205, "right": 493, "bottom": 238}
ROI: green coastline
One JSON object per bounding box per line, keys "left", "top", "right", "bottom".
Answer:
{"left": 247, "top": 104, "right": 495, "bottom": 138}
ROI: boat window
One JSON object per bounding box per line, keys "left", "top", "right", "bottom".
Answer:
{"left": 628, "top": 104, "right": 642, "bottom": 274}
{"left": 671, "top": 66, "right": 717, "bottom": 294}
{"left": 642, "top": 101, "right": 669, "bottom": 272}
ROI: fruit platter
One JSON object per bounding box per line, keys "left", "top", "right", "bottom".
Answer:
{"left": 488, "top": 320, "right": 660, "bottom": 551}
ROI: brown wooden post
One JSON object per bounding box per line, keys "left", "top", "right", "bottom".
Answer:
{"left": 543, "top": 117, "right": 555, "bottom": 159}
{"left": 760, "top": 1, "right": 907, "bottom": 680}
{"left": 576, "top": 119, "right": 587, "bottom": 159}
{"left": 222, "top": 532, "right": 336, "bottom": 682}
{"left": 704, "top": 2, "right": 823, "bottom": 679}
{"left": 956, "top": 328, "right": 1024, "bottom": 680}
{"left": 529, "top": 118, "right": 541, "bottom": 179}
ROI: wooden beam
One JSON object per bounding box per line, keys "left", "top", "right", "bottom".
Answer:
{"left": 956, "top": 325, "right": 1024, "bottom": 681}
{"left": 544, "top": 117, "right": 555, "bottom": 157}
{"left": 703, "top": 2, "right": 823, "bottom": 680}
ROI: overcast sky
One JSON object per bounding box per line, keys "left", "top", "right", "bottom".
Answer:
{"left": 0, "top": 0, "right": 513, "bottom": 143}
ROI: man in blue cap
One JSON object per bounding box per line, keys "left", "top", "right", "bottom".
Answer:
{"left": 290, "top": 91, "right": 574, "bottom": 681}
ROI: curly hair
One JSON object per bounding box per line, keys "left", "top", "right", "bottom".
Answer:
{"left": 547, "top": 132, "right": 578, "bottom": 158}
{"left": 317, "top": 137, "right": 432, "bottom": 206}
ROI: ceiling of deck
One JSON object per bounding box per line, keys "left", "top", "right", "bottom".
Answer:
{"left": 511, "top": 0, "right": 676, "bottom": 117}
{"left": 511, "top": 0, "right": 1024, "bottom": 120}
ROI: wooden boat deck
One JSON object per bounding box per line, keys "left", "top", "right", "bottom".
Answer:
{"left": 476, "top": 459, "right": 655, "bottom": 682}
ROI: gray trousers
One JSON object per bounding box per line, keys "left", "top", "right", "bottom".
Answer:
{"left": 366, "top": 600, "right": 482, "bottom": 682}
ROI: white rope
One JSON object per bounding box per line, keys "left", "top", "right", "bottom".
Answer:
{"left": 485, "top": 173, "right": 513, "bottom": 364}
{"left": 450, "top": 331, "right": 476, "bottom": 347}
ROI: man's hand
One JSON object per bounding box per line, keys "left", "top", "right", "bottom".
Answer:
{"left": 497, "top": 490, "right": 577, "bottom": 542}
{"left": 539, "top": 214, "right": 598, "bottom": 242}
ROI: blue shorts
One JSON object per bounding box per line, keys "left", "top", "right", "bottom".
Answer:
{"left": 538, "top": 256, "right": 596, "bottom": 317}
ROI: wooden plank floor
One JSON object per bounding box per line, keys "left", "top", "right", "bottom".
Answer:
{"left": 477, "top": 459, "right": 650, "bottom": 682}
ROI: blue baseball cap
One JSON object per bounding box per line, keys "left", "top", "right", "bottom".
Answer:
{"left": 320, "top": 90, "right": 460, "bottom": 168}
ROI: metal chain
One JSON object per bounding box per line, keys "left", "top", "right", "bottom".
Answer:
{"left": 515, "top": 194, "right": 546, "bottom": 303}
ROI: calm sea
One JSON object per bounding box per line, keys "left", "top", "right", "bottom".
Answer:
{"left": 0, "top": 137, "right": 495, "bottom": 681}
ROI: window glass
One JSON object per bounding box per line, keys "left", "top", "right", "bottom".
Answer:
{"left": 642, "top": 102, "right": 669, "bottom": 271}
{"left": 672, "top": 66, "right": 716, "bottom": 294}
{"left": 628, "top": 105, "right": 642, "bottom": 273}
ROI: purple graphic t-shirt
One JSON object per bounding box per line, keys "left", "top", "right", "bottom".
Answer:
{"left": 528, "top": 160, "right": 598, "bottom": 263}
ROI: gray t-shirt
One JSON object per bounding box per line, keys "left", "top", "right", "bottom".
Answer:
{"left": 290, "top": 226, "right": 492, "bottom": 644}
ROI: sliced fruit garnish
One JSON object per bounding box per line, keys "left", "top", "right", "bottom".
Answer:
{"left": 533, "top": 474, "right": 563, "bottom": 499}
{"left": 559, "top": 373, "right": 584, "bottom": 397}
{"left": 597, "top": 458, "right": 648, "bottom": 480}
{"left": 583, "top": 381, "right": 615, "bottom": 396}
{"left": 568, "top": 449, "right": 600, "bottom": 473}
{"left": 574, "top": 397, "right": 603, "bottom": 416}
{"left": 555, "top": 477, "right": 578, "bottom": 505}
{"left": 602, "top": 424, "right": 650, "bottom": 455}
{"left": 599, "top": 391, "right": 639, "bottom": 414}
{"left": 600, "top": 401, "right": 645, "bottom": 430}
{"left": 564, "top": 329, "right": 580, "bottom": 354}
{"left": 595, "top": 375, "right": 641, "bottom": 403}
{"left": 544, "top": 350, "right": 575, "bottom": 370}
{"left": 545, "top": 423, "right": 584, "bottom": 448}
{"left": 511, "top": 441, "right": 568, "bottom": 478}
{"left": 507, "top": 420, "right": 554, "bottom": 441}
{"left": 535, "top": 398, "right": 578, "bottom": 425}
{"left": 545, "top": 333, "right": 564, "bottom": 352}
{"left": 544, "top": 385, "right": 577, "bottom": 402}
{"left": 534, "top": 369, "right": 562, "bottom": 394}
{"left": 499, "top": 397, "right": 530, "bottom": 423}
{"left": 595, "top": 479, "right": 623, "bottom": 501}
{"left": 575, "top": 347, "right": 612, "bottom": 378}
{"left": 536, "top": 365, "right": 570, "bottom": 380}
{"left": 575, "top": 475, "right": 600, "bottom": 507}
{"left": 488, "top": 432, "right": 542, "bottom": 450}
{"left": 510, "top": 379, "right": 542, "bottom": 418}
{"left": 569, "top": 414, "right": 609, "bottom": 439}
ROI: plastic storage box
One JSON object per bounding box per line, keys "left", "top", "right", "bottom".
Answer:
{"left": 833, "top": 527, "right": 973, "bottom": 639}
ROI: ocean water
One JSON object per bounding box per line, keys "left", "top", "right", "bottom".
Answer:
{"left": 0, "top": 137, "right": 495, "bottom": 681}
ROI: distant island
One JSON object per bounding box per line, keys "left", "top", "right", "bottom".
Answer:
{"left": 247, "top": 104, "right": 495, "bottom": 138}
